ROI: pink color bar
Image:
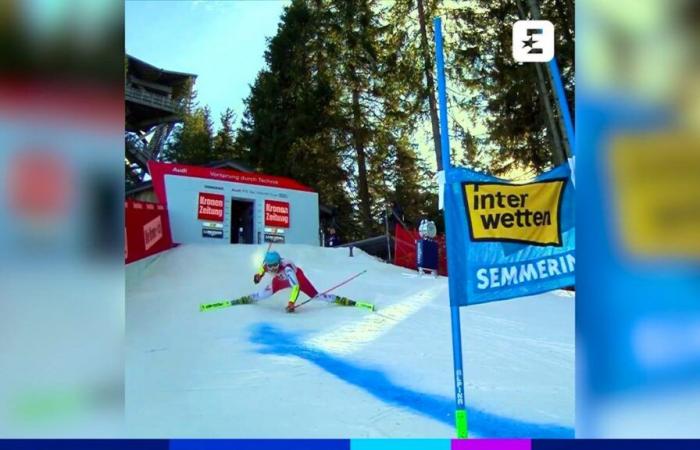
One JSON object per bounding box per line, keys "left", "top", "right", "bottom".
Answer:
{"left": 452, "top": 440, "right": 531, "bottom": 450}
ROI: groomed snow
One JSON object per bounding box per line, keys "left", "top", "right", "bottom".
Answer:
{"left": 126, "top": 243, "right": 574, "bottom": 438}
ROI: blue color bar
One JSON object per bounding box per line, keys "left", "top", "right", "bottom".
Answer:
{"left": 0, "top": 441, "right": 168, "bottom": 450}
{"left": 170, "top": 440, "right": 349, "bottom": 450}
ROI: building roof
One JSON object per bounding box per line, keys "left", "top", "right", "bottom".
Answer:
{"left": 127, "top": 55, "right": 197, "bottom": 87}
{"left": 203, "top": 159, "right": 255, "bottom": 173}
{"left": 125, "top": 160, "right": 333, "bottom": 216}
{"left": 126, "top": 54, "right": 197, "bottom": 131}
{"left": 126, "top": 160, "right": 253, "bottom": 197}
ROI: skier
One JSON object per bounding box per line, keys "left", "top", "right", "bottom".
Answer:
{"left": 231, "top": 251, "right": 359, "bottom": 313}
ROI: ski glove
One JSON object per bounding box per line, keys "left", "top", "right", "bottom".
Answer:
{"left": 286, "top": 301, "right": 296, "bottom": 313}
{"left": 253, "top": 273, "right": 262, "bottom": 284}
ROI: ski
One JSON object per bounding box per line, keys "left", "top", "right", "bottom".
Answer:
{"left": 354, "top": 301, "right": 375, "bottom": 312}
{"left": 294, "top": 270, "right": 368, "bottom": 310}
{"left": 199, "top": 300, "right": 233, "bottom": 312}
{"left": 199, "top": 297, "right": 252, "bottom": 312}
{"left": 200, "top": 298, "right": 374, "bottom": 313}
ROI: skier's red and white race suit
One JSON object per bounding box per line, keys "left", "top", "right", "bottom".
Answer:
{"left": 252, "top": 259, "right": 337, "bottom": 305}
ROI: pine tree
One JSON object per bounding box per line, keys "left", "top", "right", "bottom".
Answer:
{"left": 318, "top": 0, "right": 431, "bottom": 235}
{"left": 444, "top": 0, "right": 574, "bottom": 175}
{"left": 162, "top": 105, "right": 215, "bottom": 165}
{"left": 213, "top": 108, "right": 241, "bottom": 161}
{"left": 416, "top": 0, "right": 443, "bottom": 170}
{"left": 238, "top": 0, "right": 356, "bottom": 236}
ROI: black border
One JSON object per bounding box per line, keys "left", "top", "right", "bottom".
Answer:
{"left": 460, "top": 177, "right": 568, "bottom": 247}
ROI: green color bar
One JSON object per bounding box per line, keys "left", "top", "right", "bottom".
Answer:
{"left": 455, "top": 409, "right": 468, "bottom": 439}
{"left": 199, "top": 300, "right": 232, "bottom": 312}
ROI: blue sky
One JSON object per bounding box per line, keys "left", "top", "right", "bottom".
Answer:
{"left": 125, "top": 1, "right": 290, "bottom": 130}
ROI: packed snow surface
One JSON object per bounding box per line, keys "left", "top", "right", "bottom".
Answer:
{"left": 126, "top": 244, "right": 574, "bottom": 438}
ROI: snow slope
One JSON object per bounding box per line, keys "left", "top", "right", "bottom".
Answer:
{"left": 125, "top": 243, "right": 574, "bottom": 438}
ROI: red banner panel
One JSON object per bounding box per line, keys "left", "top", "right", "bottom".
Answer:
{"left": 197, "top": 192, "right": 225, "bottom": 222}
{"left": 264, "top": 200, "right": 290, "bottom": 228}
{"left": 143, "top": 216, "right": 164, "bottom": 251}
{"left": 125, "top": 200, "right": 173, "bottom": 264}
{"left": 7, "top": 151, "right": 73, "bottom": 220}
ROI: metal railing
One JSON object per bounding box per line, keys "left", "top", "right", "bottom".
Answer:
{"left": 126, "top": 85, "right": 180, "bottom": 112}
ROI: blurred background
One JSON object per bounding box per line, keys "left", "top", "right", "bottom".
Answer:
{"left": 0, "top": 0, "right": 124, "bottom": 437}
{"left": 577, "top": 0, "right": 700, "bottom": 438}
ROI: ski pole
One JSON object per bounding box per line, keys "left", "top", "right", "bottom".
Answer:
{"left": 294, "top": 269, "right": 367, "bottom": 309}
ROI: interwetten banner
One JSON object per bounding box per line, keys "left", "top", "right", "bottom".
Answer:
{"left": 444, "top": 162, "right": 575, "bottom": 306}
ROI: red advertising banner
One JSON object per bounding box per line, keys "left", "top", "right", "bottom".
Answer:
{"left": 197, "top": 192, "right": 225, "bottom": 222}
{"left": 7, "top": 151, "right": 73, "bottom": 220}
{"left": 264, "top": 200, "right": 290, "bottom": 228}
{"left": 125, "top": 200, "right": 173, "bottom": 264}
{"left": 143, "top": 216, "right": 163, "bottom": 251}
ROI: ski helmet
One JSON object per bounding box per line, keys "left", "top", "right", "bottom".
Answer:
{"left": 264, "top": 251, "right": 281, "bottom": 266}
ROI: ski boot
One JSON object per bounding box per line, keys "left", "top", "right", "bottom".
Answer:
{"left": 334, "top": 296, "right": 357, "bottom": 307}
{"left": 230, "top": 295, "right": 254, "bottom": 306}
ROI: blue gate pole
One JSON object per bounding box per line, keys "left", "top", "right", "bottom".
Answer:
{"left": 548, "top": 57, "right": 575, "bottom": 156}
{"left": 434, "top": 16, "right": 468, "bottom": 439}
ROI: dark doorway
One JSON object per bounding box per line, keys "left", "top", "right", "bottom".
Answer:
{"left": 230, "top": 199, "right": 255, "bottom": 244}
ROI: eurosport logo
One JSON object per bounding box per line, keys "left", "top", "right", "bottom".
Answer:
{"left": 512, "top": 20, "right": 554, "bottom": 63}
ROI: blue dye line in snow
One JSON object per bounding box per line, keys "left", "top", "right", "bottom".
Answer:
{"left": 249, "top": 323, "right": 573, "bottom": 438}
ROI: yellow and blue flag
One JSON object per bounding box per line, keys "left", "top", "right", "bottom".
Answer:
{"left": 444, "top": 163, "right": 575, "bottom": 306}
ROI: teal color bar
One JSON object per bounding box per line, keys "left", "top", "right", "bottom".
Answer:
{"left": 351, "top": 439, "right": 450, "bottom": 450}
